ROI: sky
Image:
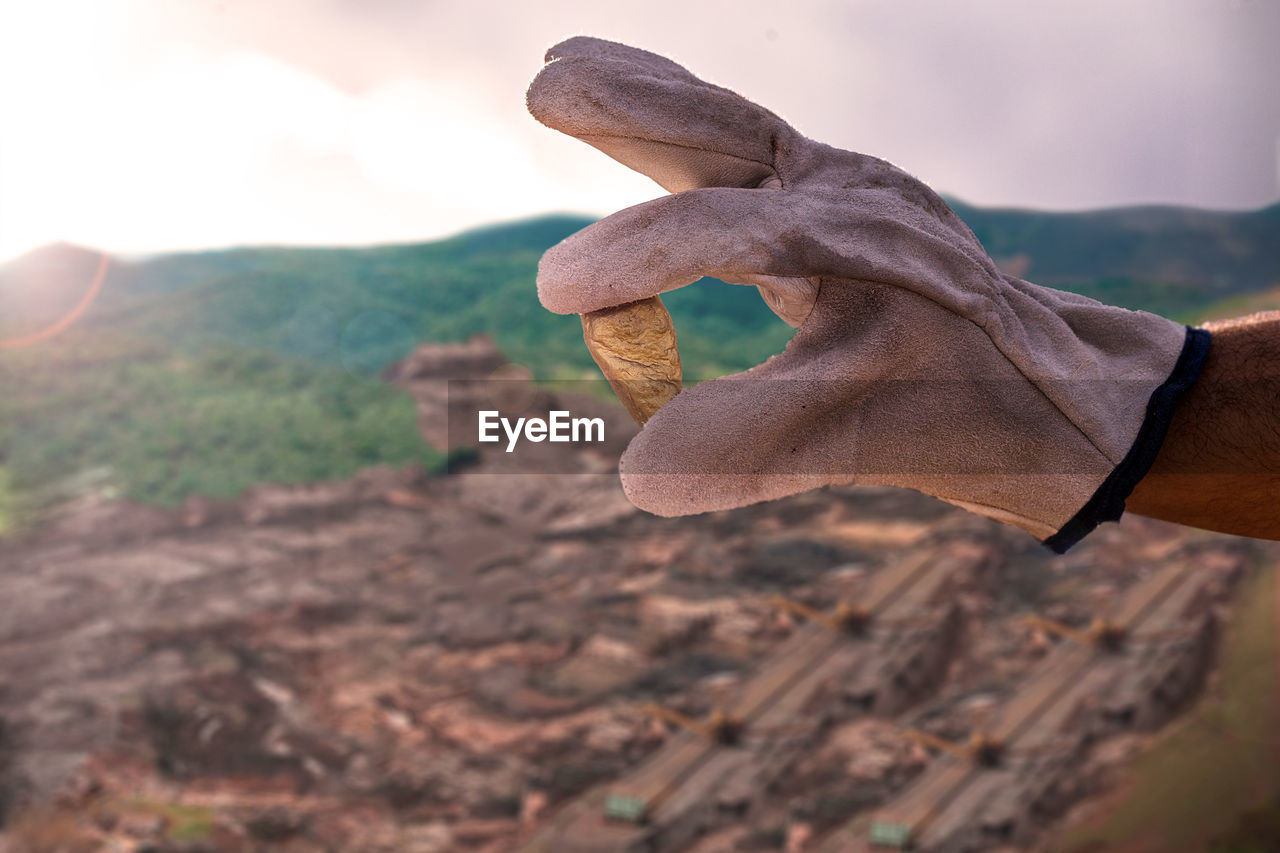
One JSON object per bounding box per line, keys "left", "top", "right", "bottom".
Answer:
{"left": 1, "top": 0, "right": 1277, "bottom": 263}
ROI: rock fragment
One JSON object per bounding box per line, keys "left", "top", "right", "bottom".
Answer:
{"left": 581, "top": 295, "right": 682, "bottom": 424}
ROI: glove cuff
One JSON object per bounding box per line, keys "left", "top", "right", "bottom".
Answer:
{"left": 1042, "top": 325, "right": 1211, "bottom": 554}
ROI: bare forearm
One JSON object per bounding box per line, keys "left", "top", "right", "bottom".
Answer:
{"left": 1126, "top": 311, "right": 1280, "bottom": 538}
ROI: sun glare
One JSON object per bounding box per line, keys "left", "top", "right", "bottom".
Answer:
{"left": 0, "top": 253, "right": 109, "bottom": 349}
{"left": 0, "top": 1, "right": 575, "bottom": 263}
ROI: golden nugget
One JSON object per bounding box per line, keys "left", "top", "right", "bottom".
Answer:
{"left": 581, "top": 295, "right": 682, "bottom": 424}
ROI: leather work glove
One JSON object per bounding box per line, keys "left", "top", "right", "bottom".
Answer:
{"left": 525, "top": 36, "right": 1210, "bottom": 553}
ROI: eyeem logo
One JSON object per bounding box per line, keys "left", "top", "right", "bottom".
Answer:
{"left": 478, "top": 410, "right": 605, "bottom": 452}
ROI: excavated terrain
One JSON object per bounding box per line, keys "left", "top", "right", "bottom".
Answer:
{"left": 0, "top": 338, "right": 1270, "bottom": 853}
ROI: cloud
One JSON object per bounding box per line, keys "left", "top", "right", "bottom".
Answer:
{"left": 1, "top": 0, "right": 1276, "bottom": 261}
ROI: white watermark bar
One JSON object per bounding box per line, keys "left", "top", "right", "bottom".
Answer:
{"left": 478, "top": 410, "right": 605, "bottom": 452}
{"left": 442, "top": 377, "right": 1274, "bottom": 476}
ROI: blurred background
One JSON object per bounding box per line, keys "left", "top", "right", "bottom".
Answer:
{"left": 0, "top": 2, "right": 1278, "bottom": 852}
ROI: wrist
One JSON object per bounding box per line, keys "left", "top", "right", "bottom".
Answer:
{"left": 1126, "top": 312, "right": 1280, "bottom": 540}
{"left": 1042, "top": 325, "right": 1211, "bottom": 553}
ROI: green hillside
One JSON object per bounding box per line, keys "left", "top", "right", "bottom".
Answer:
{"left": 950, "top": 199, "right": 1280, "bottom": 318}
{"left": 0, "top": 335, "right": 430, "bottom": 516}
{"left": 1, "top": 202, "right": 1277, "bottom": 527}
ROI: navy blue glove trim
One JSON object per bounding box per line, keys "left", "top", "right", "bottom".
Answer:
{"left": 1042, "top": 326, "right": 1212, "bottom": 555}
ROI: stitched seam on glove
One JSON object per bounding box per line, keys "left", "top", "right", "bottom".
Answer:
{"left": 981, "top": 291, "right": 1124, "bottom": 466}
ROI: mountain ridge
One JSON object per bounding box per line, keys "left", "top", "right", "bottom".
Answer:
{"left": 5, "top": 200, "right": 1277, "bottom": 352}
{"left": 7, "top": 200, "right": 1278, "bottom": 272}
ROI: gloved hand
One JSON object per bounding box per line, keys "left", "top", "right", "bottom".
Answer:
{"left": 526, "top": 36, "right": 1209, "bottom": 553}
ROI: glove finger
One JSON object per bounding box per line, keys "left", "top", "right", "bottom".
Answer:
{"left": 538, "top": 184, "right": 1000, "bottom": 324}
{"left": 528, "top": 36, "right": 801, "bottom": 192}
{"left": 537, "top": 186, "right": 822, "bottom": 323}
